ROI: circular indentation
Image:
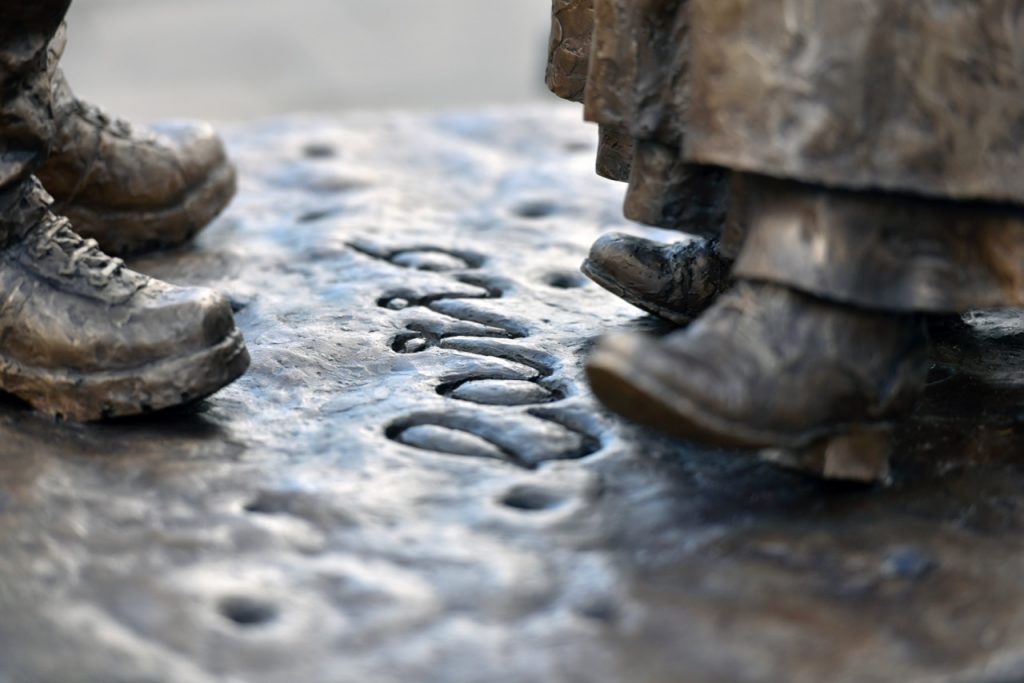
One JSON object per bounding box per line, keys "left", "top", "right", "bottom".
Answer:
{"left": 576, "top": 599, "right": 619, "bottom": 623}
{"left": 500, "top": 485, "right": 567, "bottom": 512}
{"left": 379, "top": 296, "right": 411, "bottom": 311}
{"left": 298, "top": 208, "right": 342, "bottom": 223}
{"left": 446, "top": 379, "right": 558, "bottom": 406}
{"left": 391, "top": 250, "right": 478, "bottom": 272}
{"left": 882, "top": 547, "right": 937, "bottom": 580}
{"left": 243, "top": 493, "right": 286, "bottom": 515}
{"left": 543, "top": 271, "right": 588, "bottom": 289}
{"left": 391, "top": 333, "right": 432, "bottom": 354}
{"left": 219, "top": 596, "right": 279, "bottom": 627}
{"left": 302, "top": 142, "right": 337, "bottom": 159}
{"left": 513, "top": 201, "right": 558, "bottom": 219}
{"left": 392, "top": 425, "right": 508, "bottom": 461}
{"left": 402, "top": 338, "right": 429, "bottom": 353}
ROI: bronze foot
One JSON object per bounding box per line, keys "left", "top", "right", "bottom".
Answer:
{"left": 586, "top": 281, "right": 928, "bottom": 476}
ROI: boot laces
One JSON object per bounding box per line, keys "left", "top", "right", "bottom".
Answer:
{"left": 76, "top": 99, "right": 145, "bottom": 141}
{"left": 29, "top": 214, "right": 126, "bottom": 288}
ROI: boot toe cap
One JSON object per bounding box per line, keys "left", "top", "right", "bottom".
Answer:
{"left": 585, "top": 233, "right": 675, "bottom": 295}
{"left": 131, "top": 280, "right": 238, "bottom": 354}
{"left": 150, "top": 120, "right": 230, "bottom": 184}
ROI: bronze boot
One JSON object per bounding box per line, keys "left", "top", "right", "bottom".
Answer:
{"left": 35, "top": 72, "right": 237, "bottom": 256}
{"left": 581, "top": 233, "right": 733, "bottom": 325}
{"left": 0, "top": 179, "right": 249, "bottom": 421}
{"left": 587, "top": 281, "right": 928, "bottom": 472}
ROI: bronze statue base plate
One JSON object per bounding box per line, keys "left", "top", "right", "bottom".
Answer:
{"left": 1, "top": 107, "right": 1022, "bottom": 683}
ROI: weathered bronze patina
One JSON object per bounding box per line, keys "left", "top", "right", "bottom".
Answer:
{"left": 37, "top": 70, "right": 238, "bottom": 256}
{"left": 7, "top": 107, "right": 1024, "bottom": 683}
{"left": 587, "top": 281, "right": 929, "bottom": 450}
{"left": 0, "top": 0, "right": 248, "bottom": 420}
{"left": 547, "top": 0, "right": 734, "bottom": 325}
{"left": 552, "top": 0, "right": 1024, "bottom": 478}
{"left": 581, "top": 231, "right": 732, "bottom": 326}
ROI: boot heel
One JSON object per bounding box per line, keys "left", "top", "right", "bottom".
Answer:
{"left": 760, "top": 425, "right": 893, "bottom": 484}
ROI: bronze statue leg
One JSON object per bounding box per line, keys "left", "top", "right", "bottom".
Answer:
{"left": 0, "top": 0, "right": 236, "bottom": 256}
{"left": 563, "top": 0, "right": 1024, "bottom": 479}
{"left": 0, "top": 0, "right": 249, "bottom": 421}
{"left": 585, "top": 173, "right": 1024, "bottom": 479}
{"left": 0, "top": 0, "right": 70, "bottom": 188}
{"left": 586, "top": 279, "right": 928, "bottom": 470}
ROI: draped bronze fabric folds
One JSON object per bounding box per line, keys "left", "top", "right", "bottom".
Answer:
{"left": 548, "top": 0, "right": 1024, "bottom": 312}
{"left": 687, "top": 0, "right": 1024, "bottom": 206}
{"left": 545, "top": 0, "right": 730, "bottom": 239}
{"left": 686, "top": 0, "right": 1024, "bottom": 311}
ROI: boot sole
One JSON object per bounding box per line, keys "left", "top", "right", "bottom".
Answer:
{"left": 586, "top": 340, "right": 889, "bottom": 453}
{"left": 60, "top": 159, "right": 238, "bottom": 257}
{"left": 0, "top": 329, "right": 250, "bottom": 422}
{"left": 581, "top": 259, "right": 698, "bottom": 327}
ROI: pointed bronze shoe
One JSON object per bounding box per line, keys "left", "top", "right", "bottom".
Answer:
{"left": 587, "top": 281, "right": 928, "bottom": 458}
{"left": 581, "top": 233, "right": 733, "bottom": 325}
{"left": 35, "top": 72, "right": 236, "bottom": 256}
{"left": 0, "top": 180, "right": 249, "bottom": 421}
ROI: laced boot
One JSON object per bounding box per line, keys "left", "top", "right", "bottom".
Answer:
{"left": 587, "top": 281, "right": 929, "bottom": 479}
{"left": 35, "top": 72, "right": 236, "bottom": 256}
{"left": 581, "top": 233, "right": 733, "bottom": 325}
{"left": 0, "top": 179, "right": 249, "bottom": 421}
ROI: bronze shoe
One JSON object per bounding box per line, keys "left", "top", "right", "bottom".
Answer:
{"left": 581, "top": 233, "right": 733, "bottom": 325}
{"left": 35, "top": 72, "right": 237, "bottom": 256}
{"left": 587, "top": 281, "right": 928, "bottom": 453}
{"left": 0, "top": 179, "right": 249, "bottom": 421}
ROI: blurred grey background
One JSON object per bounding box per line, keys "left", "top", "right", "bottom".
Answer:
{"left": 63, "top": 0, "right": 556, "bottom": 122}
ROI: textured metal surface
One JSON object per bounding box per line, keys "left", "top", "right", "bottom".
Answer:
{"left": 2, "top": 108, "right": 1024, "bottom": 682}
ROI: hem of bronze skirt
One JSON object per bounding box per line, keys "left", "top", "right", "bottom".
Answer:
{"left": 546, "top": 0, "right": 732, "bottom": 238}
{"left": 595, "top": 125, "right": 632, "bottom": 182}
{"left": 731, "top": 175, "right": 1024, "bottom": 314}
{"left": 545, "top": 0, "right": 594, "bottom": 104}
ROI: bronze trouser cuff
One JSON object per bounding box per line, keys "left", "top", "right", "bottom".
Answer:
{"left": 595, "top": 124, "right": 633, "bottom": 182}
{"left": 622, "top": 140, "right": 730, "bottom": 239}
{"left": 731, "top": 174, "right": 1024, "bottom": 314}
{"left": 0, "top": 1, "right": 70, "bottom": 189}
